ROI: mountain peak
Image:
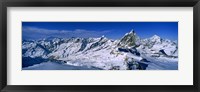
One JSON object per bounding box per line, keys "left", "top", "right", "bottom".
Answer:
{"left": 151, "top": 35, "right": 160, "bottom": 39}
{"left": 150, "top": 35, "right": 162, "bottom": 43}
{"left": 99, "top": 35, "right": 108, "bottom": 40}
{"left": 129, "top": 29, "right": 135, "bottom": 34}
{"left": 118, "top": 29, "right": 138, "bottom": 47}
{"left": 124, "top": 29, "right": 135, "bottom": 36}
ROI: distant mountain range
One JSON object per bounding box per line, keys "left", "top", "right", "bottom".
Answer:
{"left": 22, "top": 29, "right": 178, "bottom": 70}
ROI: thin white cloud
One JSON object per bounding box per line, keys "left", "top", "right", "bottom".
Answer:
{"left": 22, "top": 26, "right": 110, "bottom": 40}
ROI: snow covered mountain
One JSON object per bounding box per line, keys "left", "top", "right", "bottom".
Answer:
{"left": 22, "top": 29, "right": 178, "bottom": 70}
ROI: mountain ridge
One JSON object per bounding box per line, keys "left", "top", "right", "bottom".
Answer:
{"left": 22, "top": 30, "right": 178, "bottom": 70}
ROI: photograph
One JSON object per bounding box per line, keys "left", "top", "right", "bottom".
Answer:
{"left": 22, "top": 22, "right": 178, "bottom": 70}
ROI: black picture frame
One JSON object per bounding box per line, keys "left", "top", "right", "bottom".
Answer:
{"left": 0, "top": 0, "right": 200, "bottom": 92}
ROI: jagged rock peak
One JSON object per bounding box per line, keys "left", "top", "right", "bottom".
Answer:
{"left": 118, "top": 29, "right": 138, "bottom": 47}
{"left": 124, "top": 29, "right": 135, "bottom": 36}
{"left": 129, "top": 29, "right": 135, "bottom": 34}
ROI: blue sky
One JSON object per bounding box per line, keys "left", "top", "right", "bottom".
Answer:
{"left": 22, "top": 22, "right": 178, "bottom": 41}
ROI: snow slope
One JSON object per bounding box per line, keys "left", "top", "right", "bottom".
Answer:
{"left": 23, "top": 61, "right": 102, "bottom": 70}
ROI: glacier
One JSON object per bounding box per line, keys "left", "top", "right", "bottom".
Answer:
{"left": 22, "top": 30, "right": 178, "bottom": 70}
